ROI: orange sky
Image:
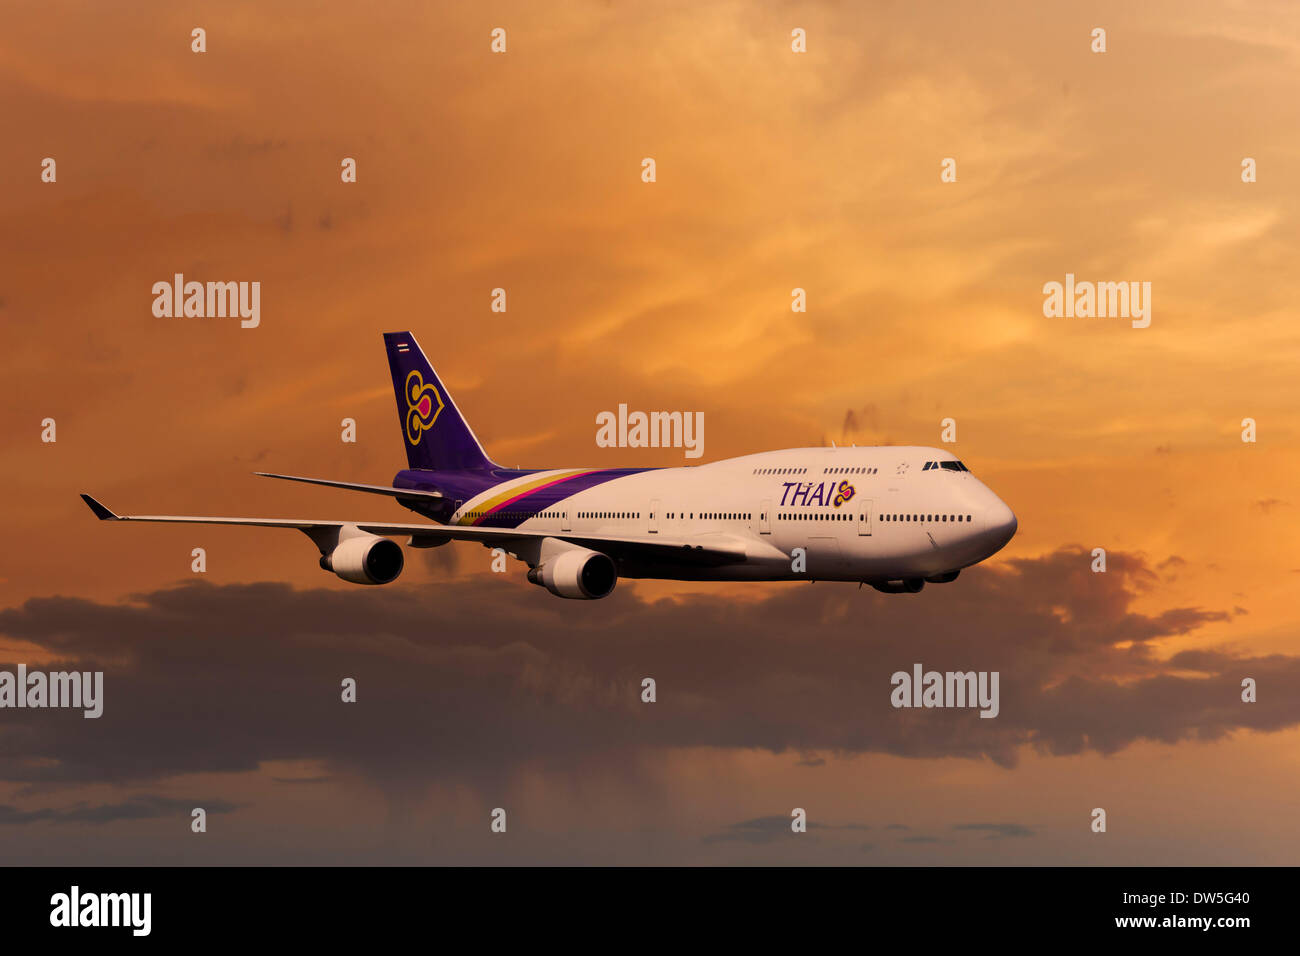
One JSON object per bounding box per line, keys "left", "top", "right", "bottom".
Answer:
{"left": 1, "top": 0, "right": 1298, "bottom": 863}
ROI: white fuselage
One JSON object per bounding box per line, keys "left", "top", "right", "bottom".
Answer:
{"left": 449, "top": 446, "right": 1017, "bottom": 584}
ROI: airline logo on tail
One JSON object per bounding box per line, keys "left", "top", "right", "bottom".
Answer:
{"left": 404, "top": 370, "right": 444, "bottom": 445}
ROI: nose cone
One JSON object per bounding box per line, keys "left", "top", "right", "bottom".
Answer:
{"left": 982, "top": 498, "right": 1018, "bottom": 555}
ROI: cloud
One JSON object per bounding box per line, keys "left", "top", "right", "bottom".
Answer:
{"left": 952, "top": 822, "right": 1034, "bottom": 839}
{"left": 840, "top": 406, "right": 881, "bottom": 441}
{"left": 0, "top": 794, "right": 238, "bottom": 825}
{"left": 0, "top": 547, "right": 1293, "bottom": 806}
{"left": 703, "top": 815, "right": 870, "bottom": 845}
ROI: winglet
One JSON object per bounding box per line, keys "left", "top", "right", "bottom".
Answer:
{"left": 80, "top": 494, "right": 119, "bottom": 520}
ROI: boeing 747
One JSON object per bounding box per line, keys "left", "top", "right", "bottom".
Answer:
{"left": 81, "top": 332, "right": 1017, "bottom": 598}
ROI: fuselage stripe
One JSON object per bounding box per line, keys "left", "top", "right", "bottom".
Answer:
{"left": 457, "top": 469, "right": 593, "bottom": 525}
{"left": 471, "top": 470, "right": 597, "bottom": 524}
{"left": 450, "top": 468, "right": 658, "bottom": 528}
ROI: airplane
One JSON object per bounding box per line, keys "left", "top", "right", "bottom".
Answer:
{"left": 81, "top": 331, "right": 1018, "bottom": 599}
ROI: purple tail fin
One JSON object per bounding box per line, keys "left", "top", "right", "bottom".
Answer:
{"left": 383, "top": 332, "right": 497, "bottom": 471}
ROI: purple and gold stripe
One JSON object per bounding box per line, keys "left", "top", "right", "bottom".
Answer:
{"left": 456, "top": 468, "right": 654, "bottom": 528}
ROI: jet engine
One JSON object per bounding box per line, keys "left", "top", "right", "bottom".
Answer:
{"left": 320, "top": 533, "right": 404, "bottom": 585}
{"left": 526, "top": 546, "right": 617, "bottom": 599}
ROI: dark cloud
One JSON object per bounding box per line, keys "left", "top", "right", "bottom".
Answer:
{"left": 952, "top": 822, "right": 1034, "bottom": 839}
{"left": 0, "top": 794, "right": 237, "bottom": 825}
{"left": 839, "top": 405, "right": 881, "bottom": 444}
{"left": 703, "top": 815, "right": 870, "bottom": 845}
{"left": 417, "top": 541, "right": 460, "bottom": 575}
{"left": 0, "top": 547, "right": 1292, "bottom": 803}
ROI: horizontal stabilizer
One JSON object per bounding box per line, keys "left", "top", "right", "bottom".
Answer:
{"left": 254, "top": 472, "right": 444, "bottom": 500}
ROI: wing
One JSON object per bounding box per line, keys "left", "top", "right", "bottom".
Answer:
{"left": 79, "top": 494, "right": 754, "bottom": 567}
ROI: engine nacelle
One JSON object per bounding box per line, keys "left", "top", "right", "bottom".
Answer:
{"left": 526, "top": 546, "right": 617, "bottom": 600}
{"left": 320, "top": 533, "right": 404, "bottom": 585}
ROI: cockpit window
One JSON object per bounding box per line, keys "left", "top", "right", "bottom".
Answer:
{"left": 923, "top": 460, "right": 970, "bottom": 472}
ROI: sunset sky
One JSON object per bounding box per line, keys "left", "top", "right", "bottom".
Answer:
{"left": 2, "top": 0, "right": 1299, "bottom": 864}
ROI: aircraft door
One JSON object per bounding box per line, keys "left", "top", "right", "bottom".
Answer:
{"left": 759, "top": 499, "right": 772, "bottom": 534}
{"left": 857, "top": 498, "right": 873, "bottom": 536}
{"left": 648, "top": 498, "right": 661, "bottom": 534}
